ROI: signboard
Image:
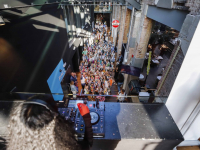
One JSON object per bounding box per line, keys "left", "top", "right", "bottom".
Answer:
{"left": 147, "top": 51, "right": 152, "bottom": 75}
{"left": 120, "top": 64, "right": 141, "bottom": 77}
{"left": 112, "top": 20, "right": 120, "bottom": 28}
{"left": 47, "top": 59, "right": 66, "bottom": 101}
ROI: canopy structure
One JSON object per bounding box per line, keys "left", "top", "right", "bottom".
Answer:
{"left": 120, "top": 64, "right": 141, "bottom": 77}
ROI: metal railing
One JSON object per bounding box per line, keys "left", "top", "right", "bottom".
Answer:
{"left": 0, "top": 92, "right": 168, "bottom": 104}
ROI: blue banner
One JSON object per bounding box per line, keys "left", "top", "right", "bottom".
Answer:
{"left": 120, "top": 64, "right": 141, "bottom": 77}
{"left": 47, "top": 59, "right": 66, "bottom": 101}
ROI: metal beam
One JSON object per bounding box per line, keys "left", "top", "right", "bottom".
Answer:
{"left": 125, "top": 0, "right": 141, "bottom": 10}
{"left": 112, "top": 0, "right": 125, "bottom": 4}
{"left": 118, "top": 0, "right": 125, "bottom": 4}
{"left": 0, "top": 3, "right": 128, "bottom": 11}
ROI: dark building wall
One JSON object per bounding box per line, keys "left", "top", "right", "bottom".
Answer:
{"left": 157, "top": 44, "right": 185, "bottom": 97}
{"left": 185, "top": 0, "right": 200, "bottom": 15}
{"left": 0, "top": 4, "right": 73, "bottom": 93}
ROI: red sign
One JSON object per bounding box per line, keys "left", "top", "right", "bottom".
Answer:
{"left": 112, "top": 20, "right": 120, "bottom": 28}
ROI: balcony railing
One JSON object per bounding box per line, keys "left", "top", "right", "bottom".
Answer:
{"left": 0, "top": 92, "right": 168, "bottom": 104}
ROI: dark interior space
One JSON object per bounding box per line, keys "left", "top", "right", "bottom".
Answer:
{"left": 94, "top": 13, "right": 111, "bottom": 27}
{"left": 0, "top": 5, "right": 74, "bottom": 93}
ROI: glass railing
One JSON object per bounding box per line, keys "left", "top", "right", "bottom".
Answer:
{"left": 0, "top": 92, "right": 168, "bottom": 104}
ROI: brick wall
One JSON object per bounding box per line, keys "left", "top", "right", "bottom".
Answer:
{"left": 123, "top": 9, "right": 132, "bottom": 43}
{"left": 117, "top": 6, "right": 127, "bottom": 56}
{"left": 185, "top": 0, "right": 200, "bottom": 15}
{"left": 135, "top": 17, "right": 153, "bottom": 58}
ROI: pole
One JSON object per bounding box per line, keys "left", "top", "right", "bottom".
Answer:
{"left": 143, "top": 51, "right": 152, "bottom": 87}
{"left": 0, "top": 3, "right": 129, "bottom": 11}
{"left": 143, "top": 75, "right": 148, "bottom": 87}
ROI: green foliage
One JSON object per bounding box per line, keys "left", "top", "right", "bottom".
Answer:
{"left": 149, "top": 24, "right": 174, "bottom": 45}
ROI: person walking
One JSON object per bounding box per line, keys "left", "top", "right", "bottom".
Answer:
{"left": 114, "top": 66, "right": 119, "bottom": 85}
{"left": 117, "top": 89, "right": 126, "bottom": 102}
{"left": 117, "top": 72, "right": 124, "bottom": 94}
{"left": 70, "top": 81, "right": 78, "bottom": 98}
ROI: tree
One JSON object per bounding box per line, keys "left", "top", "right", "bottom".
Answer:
{"left": 148, "top": 24, "right": 174, "bottom": 52}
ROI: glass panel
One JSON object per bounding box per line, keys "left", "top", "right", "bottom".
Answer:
{"left": 0, "top": 92, "right": 167, "bottom": 104}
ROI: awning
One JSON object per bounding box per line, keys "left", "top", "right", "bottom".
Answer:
{"left": 120, "top": 64, "right": 141, "bottom": 77}
{"left": 147, "top": 6, "right": 188, "bottom": 31}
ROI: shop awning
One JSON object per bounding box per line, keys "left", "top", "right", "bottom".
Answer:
{"left": 120, "top": 64, "right": 141, "bottom": 77}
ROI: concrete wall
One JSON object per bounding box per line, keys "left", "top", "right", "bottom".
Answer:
{"left": 156, "top": 0, "right": 173, "bottom": 9}
{"left": 123, "top": 1, "right": 153, "bottom": 90}
{"left": 127, "top": 11, "right": 141, "bottom": 64}
{"left": 112, "top": 5, "right": 121, "bottom": 46}
{"left": 185, "top": 0, "right": 200, "bottom": 15}
{"left": 147, "top": 6, "right": 188, "bottom": 31}
{"left": 123, "top": 1, "right": 152, "bottom": 90}
{"left": 117, "top": 6, "right": 126, "bottom": 57}
{"left": 166, "top": 17, "right": 200, "bottom": 140}
{"left": 131, "top": 16, "right": 153, "bottom": 69}
{"left": 148, "top": 0, "right": 156, "bottom": 5}
{"left": 179, "top": 15, "right": 200, "bottom": 55}
{"left": 129, "top": 2, "right": 153, "bottom": 69}
{"left": 123, "top": 9, "right": 132, "bottom": 43}
{"left": 123, "top": 8, "right": 135, "bottom": 64}
{"left": 157, "top": 44, "right": 185, "bottom": 97}
{"left": 135, "top": 17, "right": 153, "bottom": 59}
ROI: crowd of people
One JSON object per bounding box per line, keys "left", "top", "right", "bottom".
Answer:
{"left": 70, "top": 21, "right": 126, "bottom": 102}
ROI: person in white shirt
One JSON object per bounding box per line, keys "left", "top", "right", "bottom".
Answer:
{"left": 93, "top": 53, "right": 97, "bottom": 61}
{"left": 95, "top": 23, "right": 98, "bottom": 29}
{"left": 111, "top": 54, "right": 115, "bottom": 62}
{"left": 104, "top": 88, "right": 108, "bottom": 95}
{"left": 91, "top": 67, "right": 95, "bottom": 73}
{"left": 82, "top": 54, "right": 86, "bottom": 61}
{"left": 104, "top": 80, "right": 108, "bottom": 88}
{"left": 81, "top": 73, "right": 86, "bottom": 89}
{"left": 100, "top": 32, "right": 102, "bottom": 39}
{"left": 117, "top": 89, "right": 126, "bottom": 102}
{"left": 89, "top": 56, "right": 93, "bottom": 62}
{"left": 105, "top": 36, "right": 108, "bottom": 42}
{"left": 111, "top": 62, "right": 114, "bottom": 70}
{"left": 84, "top": 60, "right": 88, "bottom": 66}
{"left": 70, "top": 81, "right": 78, "bottom": 98}
{"left": 101, "top": 54, "right": 104, "bottom": 60}
{"left": 84, "top": 85, "right": 89, "bottom": 94}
